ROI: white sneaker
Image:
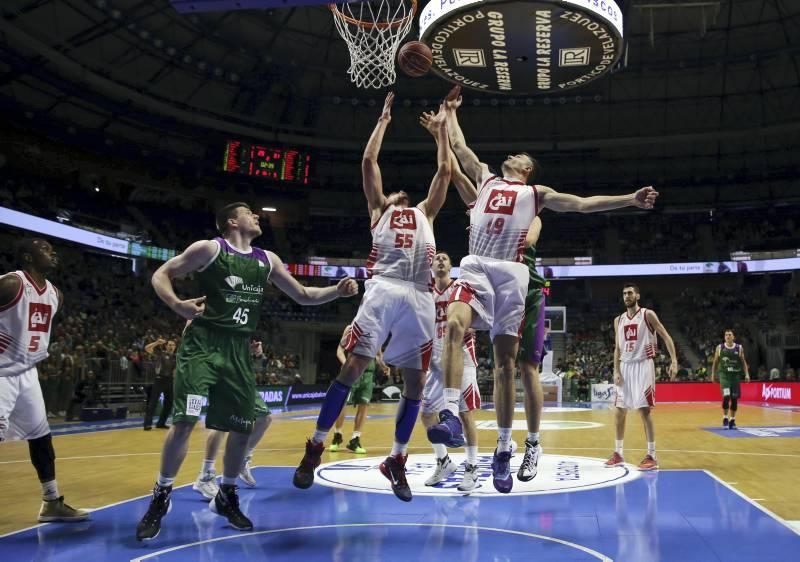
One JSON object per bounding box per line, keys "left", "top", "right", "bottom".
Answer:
{"left": 424, "top": 455, "right": 457, "bottom": 486}
{"left": 192, "top": 471, "right": 219, "bottom": 499}
{"left": 457, "top": 463, "right": 480, "bottom": 492}
{"left": 517, "top": 439, "right": 543, "bottom": 482}
{"left": 239, "top": 457, "right": 256, "bottom": 487}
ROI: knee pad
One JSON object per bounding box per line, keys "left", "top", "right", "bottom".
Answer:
{"left": 28, "top": 433, "right": 56, "bottom": 482}
{"left": 730, "top": 397, "right": 738, "bottom": 412}
{"left": 722, "top": 396, "right": 730, "bottom": 410}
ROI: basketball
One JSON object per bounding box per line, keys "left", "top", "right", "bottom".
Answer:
{"left": 397, "top": 41, "right": 433, "bottom": 77}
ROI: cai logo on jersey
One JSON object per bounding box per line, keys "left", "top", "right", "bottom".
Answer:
{"left": 483, "top": 189, "right": 518, "bottom": 215}
{"left": 435, "top": 300, "right": 448, "bottom": 323}
{"left": 390, "top": 209, "right": 418, "bottom": 230}
{"left": 28, "top": 303, "right": 52, "bottom": 333}
{"left": 624, "top": 324, "right": 638, "bottom": 341}
{"left": 315, "top": 454, "right": 640, "bottom": 497}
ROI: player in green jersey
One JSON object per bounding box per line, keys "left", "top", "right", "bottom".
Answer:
{"left": 136, "top": 202, "right": 357, "bottom": 541}
{"left": 711, "top": 329, "right": 750, "bottom": 429}
{"left": 329, "top": 324, "right": 389, "bottom": 454}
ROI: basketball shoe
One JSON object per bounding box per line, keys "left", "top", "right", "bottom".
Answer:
{"left": 210, "top": 484, "right": 253, "bottom": 531}
{"left": 604, "top": 452, "right": 625, "bottom": 467}
{"left": 517, "top": 439, "right": 543, "bottom": 482}
{"left": 637, "top": 455, "right": 658, "bottom": 471}
{"left": 346, "top": 436, "right": 366, "bottom": 454}
{"left": 427, "top": 410, "right": 465, "bottom": 448}
{"left": 193, "top": 471, "right": 219, "bottom": 499}
{"left": 38, "top": 496, "right": 89, "bottom": 522}
{"left": 424, "top": 455, "right": 457, "bottom": 486}
{"left": 380, "top": 453, "right": 412, "bottom": 502}
{"left": 458, "top": 464, "right": 480, "bottom": 492}
{"left": 239, "top": 457, "right": 257, "bottom": 487}
{"left": 328, "top": 432, "right": 343, "bottom": 452}
{"left": 722, "top": 416, "right": 729, "bottom": 429}
{"left": 728, "top": 419, "right": 737, "bottom": 430}
{"left": 136, "top": 485, "right": 172, "bottom": 541}
{"left": 293, "top": 439, "right": 324, "bottom": 489}
{"left": 491, "top": 446, "right": 513, "bottom": 493}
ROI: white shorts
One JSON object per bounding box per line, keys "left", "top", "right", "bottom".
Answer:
{"left": 423, "top": 364, "right": 481, "bottom": 414}
{"left": 451, "top": 255, "right": 528, "bottom": 341}
{"left": 344, "top": 276, "right": 435, "bottom": 371}
{"left": 0, "top": 367, "right": 50, "bottom": 441}
{"left": 615, "top": 360, "right": 656, "bottom": 410}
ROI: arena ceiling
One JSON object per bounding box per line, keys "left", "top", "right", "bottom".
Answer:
{"left": 0, "top": 0, "right": 798, "bottom": 194}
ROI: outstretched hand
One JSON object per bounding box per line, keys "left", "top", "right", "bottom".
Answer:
{"left": 444, "top": 85, "right": 462, "bottom": 110}
{"left": 380, "top": 91, "right": 395, "bottom": 122}
{"left": 419, "top": 110, "right": 436, "bottom": 134}
{"left": 633, "top": 186, "right": 659, "bottom": 209}
{"left": 336, "top": 277, "right": 359, "bottom": 298}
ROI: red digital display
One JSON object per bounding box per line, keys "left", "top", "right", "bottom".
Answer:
{"left": 223, "top": 140, "right": 310, "bottom": 185}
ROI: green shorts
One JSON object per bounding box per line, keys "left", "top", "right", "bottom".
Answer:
{"left": 720, "top": 376, "right": 741, "bottom": 399}
{"left": 518, "top": 286, "right": 546, "bottom": 365}
{"left": 172, "top": 323, "right": 256, "bottom": 433}
{"left": 348, "top": 368, "right": 375, "bottom": 406}
{"left": 254, "top": 390, "right": 271, "bottom": 417}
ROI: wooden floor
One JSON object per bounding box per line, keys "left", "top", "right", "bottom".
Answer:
{"left": 1, "top": 402, "right": 798, "bottom": 535}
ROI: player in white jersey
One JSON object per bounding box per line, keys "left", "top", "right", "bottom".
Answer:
{"left": 421, "top": 252, "right": 482, "bottom": 491}
{"left": 430, "top": 85, "right": 660, "bottom": 493}
{"left": 294, "top": 93, "right": 451, "bottom": 502}
{"left": 0, "top": 238, "right": 88, "bottom": 522}
{"left": 606, "top": 283, "right": 677, "bottom": 471}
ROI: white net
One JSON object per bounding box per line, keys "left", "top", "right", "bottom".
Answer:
{"left": 329, "top": 0, "right": 417, "bottom": 89}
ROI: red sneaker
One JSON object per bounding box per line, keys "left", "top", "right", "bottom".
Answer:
{"left": 637, "top": 455, "right": 659, "bottom": 471}
{"left": 379, "top": 454, "right": 412, "bottom": 502}
{"left": 293, "top": 439, "right": 325, "bottom": 489}
{"left": 604, "top": 451, "right": 624, "bottom": 467}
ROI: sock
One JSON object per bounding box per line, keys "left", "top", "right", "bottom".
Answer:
{"left": 313, "top": 381, "right": 351, "bottom": 441}
{"left": 497, "top": 428, "right": 512, "bottom": 452}
{"left": 244, "top": 447, "right": 255, "bottom": 460}
{"left": 41, "top": 479, "right": 59, "bottom": 501}
{"left": 221, "top": 476, "right": 237, "bottom": 486}
{"left": 432, "top": 443, "right": 447, "bottom": 459}
{"left": 394, "top": 396, "right": 421, "bottom": 444}
{"left": 647, "top": 441, "right": 656, "bottom": 458}
{"left": 527, "top": 432, "right": 540, "bottom": 445}
{"left": 202, "top": 459, "right": 215, "bottom": 474}
{"left": 157, "top": 473, "right": 175, "bottom": 488}
{"left": 730, "top": 415, "right": 735, "bottom": 421}
{"left": 391, "top": 441, "right": 408, "bottom": 456}
{"left": 443, "top": 388, "right": 460, "bottom": 416}
{"left": 351, "top": 431, "right": 361, "bottom": 439}
{"left": 465, "top": 446, "right": 478, "bottom": 465}
{"left": 615, "top": 440, "right": 624, "bottom": 456}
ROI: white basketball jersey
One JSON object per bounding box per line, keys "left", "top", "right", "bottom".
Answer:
{"left": 367, "top": 205, "right": 436, "bottom": 289}
{"left": 0, "top": 271, "right": 59, "bottom": 377}
{"left": 431, "top": 281, "right": 477, "bottom": 370}
{"left": 469, "top": 176, "right": 539, "bottom": 262}
{"left": 617, "top": 308, "right": 658, "bottom": 363}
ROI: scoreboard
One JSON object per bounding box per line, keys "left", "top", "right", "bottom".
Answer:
{"left": 223, "top": 140, "right": 311, "bottom": 184}
{"left": 129, "top": 243, "right": 177, "bottom": 261}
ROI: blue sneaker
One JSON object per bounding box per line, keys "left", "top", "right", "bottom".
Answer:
{"left": 491, "top": 448, "right": 513, "bottom": 493}
{"left": 426, "top": 410, "right": 465, "bottom": 448}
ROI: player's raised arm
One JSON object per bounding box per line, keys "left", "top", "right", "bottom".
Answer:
{"left": 362, "top": 92, "right": 394, "bottom": 221}
{"left": 710, "top": 346, "right": 721, "bottom": 383}
{"left": 418, "top": 105, "right": 452, "bottom": 222}
{"left": 646, "top": 309, "right": 678, "bottom": 380}
{"left": 525, "top": 216, "right": 543, "bottom": 249}
{"left": 268, "top": 251, "right": 358, "bottom": 305}
{"left": 151, "top": 240, "right": 218, "bottom": 319}
{"left": 420, "top": 110, "right": 477, "bottom": 206}
{"left": 443, "top": 86, "right": 491, "bottom": 186}
{"left": 538, "top": 185, "right": 659, "bottom": 213}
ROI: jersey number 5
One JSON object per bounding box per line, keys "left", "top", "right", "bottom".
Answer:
{"left": 28, "top": 335, "right": 41, "bottom": 352}
{"left": 394, "top": 233, "right": 413, "bottom": 248}
{"left": 233, "top": 307, "right": 250, "bottom": 325}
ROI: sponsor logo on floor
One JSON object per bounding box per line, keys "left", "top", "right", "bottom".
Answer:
{"left": 703, "top": 425, "right": 800, "bottom": 438}
{"left": 315, "top": 453, "right": 639, "bottom": 497}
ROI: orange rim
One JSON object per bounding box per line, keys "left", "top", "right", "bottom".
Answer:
{"left": 329, "top": 0, "right": 417, "bottom": 30}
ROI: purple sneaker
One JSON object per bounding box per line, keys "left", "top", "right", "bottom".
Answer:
{"left": 491, "top": 448, "right": 513, "bottom": 493}
{"left": 426, "top": 410, "right": 465, "bottom": 448}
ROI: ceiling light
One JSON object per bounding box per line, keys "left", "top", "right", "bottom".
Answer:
{"left": 261, "top": 207, "right": 276, "bottom": 212}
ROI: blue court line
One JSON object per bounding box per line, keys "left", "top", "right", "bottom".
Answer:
{"left": 2, "top": 467, "right": 798, "bottom": 561}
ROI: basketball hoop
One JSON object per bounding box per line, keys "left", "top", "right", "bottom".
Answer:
{"left": 329, "top": 0, "right": 418, "bottom": 89}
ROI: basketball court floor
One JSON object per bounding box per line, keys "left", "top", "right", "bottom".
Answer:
{"left": 1, "top": 401, "right": 799, "bottom": 561}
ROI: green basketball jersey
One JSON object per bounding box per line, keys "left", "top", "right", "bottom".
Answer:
{"left": 719, "top": 343, "right": 744, "bottom": 377}
{"left": 193, "top": 237, "right": 271, "bottom": 333}
{"left": 522, "top": 245, "right": 547, "bottom": 290}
